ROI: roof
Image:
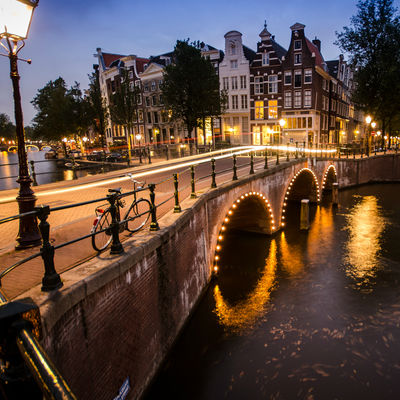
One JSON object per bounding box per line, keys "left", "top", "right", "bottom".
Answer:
{"left": 243, "top": 45, "right": 257, "bottom": 62}
{"left": 136, "top": 57, "right": 150, "bottom": 73}
{"left": 102, "top": 52, "right": 126, "bottom": 69}
{"left": 305, "top": 38, "right": 324, "bottom": 68}
{"left": 326, "top": 60, "right": 339, "bottom": 77}
{"left": 271, "top": 39, "right": 287, "bottom": 59}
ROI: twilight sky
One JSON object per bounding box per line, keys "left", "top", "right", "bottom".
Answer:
{"left": 0, "top": 0, "right": 397, "bottom": 124}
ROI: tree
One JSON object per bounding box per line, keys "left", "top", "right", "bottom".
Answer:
{"left": 0, "top": 113, "right": 15, "bottom": 139}
{"left": 87, "top": 67, "right": 108, "bottom": 148}
{"left": 161, "top": 40, "right": 226, "bottom": 151}
{"left": 109, "top": 67, "right": 141, "bottom": 161}
{"left": 336, "top": 0, "right": 400, "bottom": 138}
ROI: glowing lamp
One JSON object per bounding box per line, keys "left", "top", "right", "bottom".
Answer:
{"left": 135, "top": 133, "right": 142, "bottom": 141}
{"left": 0, "top": 0, "right": 38, "bottom": 40}
{"left": 365, "top": 115, "right": 372, "bottom": 124}
{"left": 371, "top": 122, "right": 376, "bottom": 129}
{"left": 279, "top": 118, "right": 286, "bottom": 128}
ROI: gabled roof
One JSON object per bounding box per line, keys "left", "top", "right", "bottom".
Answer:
{"left": 136, "top": 57, "right": 150, "bottom": 73}
{"left": 102, "top": 52, "right": 126, "bottom": 69}
{"left": 305, "top": 38, "right": 324, "bottom": 68}
{"left": 271, "top": 39, "right": 287, "bottom": 59}
{"left": 243, "top": 45, "right": 257, "bottom": 62}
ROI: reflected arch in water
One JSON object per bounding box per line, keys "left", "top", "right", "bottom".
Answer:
{"left": 281, "top": 167, "right": 320, "bottom": 228}
{"left": 213, "top": 191, "right": 276, "bottom": 274}
{"left": 213, "top": 239, "right": 278, "bottom": 333}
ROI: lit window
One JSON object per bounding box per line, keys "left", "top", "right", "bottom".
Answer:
{"left": 254, "top": 76, "right": 264, "bottom": 94}
{"left": 255, "top": 101, "right": 264, "bottom": 119}
{"left": 268, "top": 75, "right": 278, "bottom": 94}
{"left": 268, "top": 100, "right": 278, "bottom": 119}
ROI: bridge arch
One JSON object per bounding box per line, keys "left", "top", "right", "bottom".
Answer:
{"left": 213, "top": 191, "right": 276, "bottom": 274}
{"left": 281, "top": 167, "right": 320, "bottom": 228}
{"left": 321, "top": 165, "right": 338, "bottom": 193}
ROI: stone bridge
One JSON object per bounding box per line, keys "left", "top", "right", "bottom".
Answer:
{"left": 20, "top": 154, "right": 400, "bottom": 399}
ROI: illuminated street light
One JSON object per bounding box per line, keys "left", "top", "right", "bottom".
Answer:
{"left": 279, "top": 118, "right": 287, "bottom": 145}
{"left": 0, "top": 0, "right": 40, "bottom": 248}
{"left": 365, "top": 115, "right": 373, "bottom": 156}
{"left": 135, "top": 133, "right": 142, "bottom": 163}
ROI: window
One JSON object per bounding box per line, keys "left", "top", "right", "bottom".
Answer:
{"left": 254, "top": 76, "right": 263, "bottom": 94}
{"left": 147, "top": 112, "right": 152, "bottom": 123}
{"left": 152, "top": 95, "right": 157, "bottom": 106}
{"left": 268, "top": 100, "right": 278, "bottom": 119}
{"left": 331, "top": 99, "right": 336, "bottom": 111}
{"left": 294, "top": 40, "right": 302, "bottom": 50}
{"left": 294, "top": 53, "right": 302, "bottom": 65}
{"left": 294, "top": 70, "right": 302, "bottom": 88}
{"left": 230, "top": 42, "right": 236, "bottom": 55}
{"left": 242, "top": 116, "right": 249, "bottom": 133}
{"left": 230, "top": 60, "right": 238, "bottom": 69}
{"left": 151, "top": 81, "right": 156, "bottom": 91}
{"left": 137, "top": 94, "right": 142, "bottom": 105}
{"left": 240, "top": 75, "right": 246, "bottom": 89}
{"left": 223, "top": 77, "right": 229, "bottom": 90}
{"left": 304, "top": 69, "right": 312, "bottom": 84}
{"left": 144, "top": 84, "right": 149, "bottom": 92}
{"left": 284, "top": 91, "right": 292, "bottom": 108}
{"left": 232, "top": 95, "right": 238, "bottom": 109}
{"left": 294, "top": 91, "right": 301, "bottom": 108}
{"left": 158, "top": 80, "right": 163, "bottom": 89}
{"left": 262, "top": 52, "right": 270, "bottom": 66}
{"left": 284, "top": 71, "right": 292, "bottom": 85}
{"left": 145, "top": 97, "right": 150, "bottom": 107}
{"left": 241, "top": 94, "right": 248, "bottom": 109}
{"left": 159, "top": 94, "right": 163, "bottom": 104}
{"left": 129, "top": 81, "right": 135, "bottom": 91}
{"left": 255, "top": 101, "right": 264, "bottom": 119}
{"left": 129, "top": 70, "right": 134, "bottom": 79}
{"left": 304, "top": 90, "right": 312, "bottom": 107}
{"left": 231, "top": 76, "right": 238, "bottom": 90}
{"left": 268, "top": 75, "right": 278, "bottom": 94}
{"left": 111, "top": 81, "right": 116, "bottom": 92}
{"left": 153, "top": 112, "right": 159, "bottom": 123}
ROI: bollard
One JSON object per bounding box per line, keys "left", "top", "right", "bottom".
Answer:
{"left": 148, "top": 147, "right": 152, "bottom": 164}
{"left": 211, "top": 158, "right": 217, "bottom": 188}
{"left": 166, "top": 145, "right": 169, "bottom": 161}
{"left": 107, "top": 193, "right": 124, "bottom": 254}
{"left": 173, "top": 173, "right": 181, "bottom": 213}
{"left": 30, "top": 160, "right": 38, "bottom": 186}
{"left": 250, "top": 152, "right": 255, "bottom": 174}
{"left": 264, "top": 150, "right": 268, "bottom": 169}
{"left": 303, "top": 141, "right": 306, "bottom": 158}
{"left": 384, "top": 145, "right": 387, "bottom": 154}
{"left": 233, "top": 154, "right": 238, "bottom": 180}
{"left": 190, "top": 165, "right": 197, "bottom": 198}
{"left": 276, "top": 150, "right": 280, "bottom": 165}
{"left": 35, "top": 205, "right": 63, "bottom": 292}
{"left": 148, "top": 184, "right": 159, "bottom": 231}
{"left": 361, "top": 147, "right": 363, "bottom": 158}
{"left": 300, "top": 199, "right": 310, "bottom": 230}
{"left": 332, "top": 182, "right": 339, "bottom": 206}
{"left": 338, "top": 146, "right": 341, "bottom": 159}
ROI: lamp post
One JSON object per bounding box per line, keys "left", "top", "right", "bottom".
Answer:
{"left": 365, "top": 115, "right": 372, "bottom": 156}
{"left": 279, "top": 118, "right": 287, "bottom": 146}
{"left": 135, "top": 133, "right": 142, "bottom": 163}
{"left": 0, "top": 0, "right": 41, "bottom": 248}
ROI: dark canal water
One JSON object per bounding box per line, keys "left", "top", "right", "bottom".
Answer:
{"left": 0, "top": 151, "right": 124, "bottom": 190}
{"left": 145, "top": 183, "right": 400, "bottom": 399}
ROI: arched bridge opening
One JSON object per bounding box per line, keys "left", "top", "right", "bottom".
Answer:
{"left": 321, "top": 165, "right": 338, "bottom": 203}
{"left": 281, "top": 168, "right": 320, "bottom": 229}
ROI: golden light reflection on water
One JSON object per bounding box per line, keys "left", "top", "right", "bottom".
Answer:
{"left": 344, "top": 196, "right": 386, "bottom": 285}
{"left": 280, "top": 231, "right": 304, "bottom": 275}
{"left": 213, "top": 240, "right": 277, "bottom": 333}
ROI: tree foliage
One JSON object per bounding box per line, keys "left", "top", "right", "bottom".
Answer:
{"left": 161, "top": 40, "right": 226, "bottom": 144}
{"left": 0, "top": 113, "right": 15, "bottom": 139}
{"left": 336, "top": 0, "right": 400, "bottom": 133}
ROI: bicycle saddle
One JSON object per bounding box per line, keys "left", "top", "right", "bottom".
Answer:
{"left": 108, "top": 187, "right": 122, "bottom": 193}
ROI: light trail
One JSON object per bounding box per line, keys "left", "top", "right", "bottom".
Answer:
{"left": 0, "top": 145, "right": 336, "bottom": 203}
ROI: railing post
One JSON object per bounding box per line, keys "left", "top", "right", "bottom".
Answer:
{"left": 166, "top": 145, "right": 169, "bottom": 161}
{"left": 35, "top": 205, "right": 63, "bottom": 292}
{"left": 106, "top": 193, "right": 124, "bottom": 254}
{"left": 190, "top": 165, "right": 197, "bottom": 198}
{"left": 286, "top": 143, "right": 290, "bottom": 162}
{"left": 232, "top": 154, "right": 238, "bottom": 180}
{"left": 148, "top": 184, "right": 160, "bottom": 231}
{"left": 264, "top": 150, "right": 268, "bottom": 169}
{"left": 295, "top": 142, "right": 298, "bottom": 159}
{"left": 303, "top": 141, "right": 306, "bottom": 158}
{"left": 211, "top": 158, "right": 217, "bottom": 188}
{"left": 249, "top": 151, "right": 255, "bottom": 174}
{"left": 29, "top": 160, "right": 38, "bottom": 186}
{"left": 173, "top": 173, "right": 181, "bottom": 213}
{"left": 276, "top": 150, "right": 280, "bottom": 165}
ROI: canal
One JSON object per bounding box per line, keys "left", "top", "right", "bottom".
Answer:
{"left": 145, "top": 183, "right": 400, "bottom": 399}
{"left": 0, "top": 151, "right": 124, "bottom": 190}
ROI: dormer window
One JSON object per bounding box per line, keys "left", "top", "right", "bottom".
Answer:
{"left": 230, "top": 41, "right": 236, "bottom": 55}
{"left": 294, "top": 40, "right": 302, "bottom": 50}
{"left": 262, "top": 52, "right": 270, "bottom": 66}
{"left": 294, "top": 53, "right": 302, "bottom": 65}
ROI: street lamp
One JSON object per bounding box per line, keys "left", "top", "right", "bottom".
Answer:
{"left": 279, "top": 118, "right": 287, "bottom": 145}
{"left": 0, "top": 0, "right": 40, "bottom": 249}
{"left": 135, "top": 133, "right": 142, "bottom": 163}
{"left": 365, "top": 115, "right": 372, "bottom": 156}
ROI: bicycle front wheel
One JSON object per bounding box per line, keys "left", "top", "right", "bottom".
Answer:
{"left": 92, "top": 210, "right": 112, "bottom": 251}
{"left": 124, "top": 198, "right": 151, "bottom": 233}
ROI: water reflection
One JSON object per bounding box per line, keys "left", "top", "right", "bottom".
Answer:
{"left": 280, "top": 231, "right": 304, "bottom": 275}
{"left": 213, "top": 240, "right": 277, "bottom": 333}
{"left": 344, "top": 195, "right": 386, "bottom": 286}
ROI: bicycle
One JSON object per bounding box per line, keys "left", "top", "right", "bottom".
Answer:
{"left": 91, "top": 177, "right": 151, "bottom": 251}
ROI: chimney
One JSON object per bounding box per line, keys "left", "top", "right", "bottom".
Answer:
{"left": 312, "top": 37, "right": 321, "bottom": 53}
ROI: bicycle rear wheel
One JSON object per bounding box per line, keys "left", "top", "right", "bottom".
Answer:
{"left": 124, "top": 198, "right": 151, "bottom": 233}
{"left": 92, "top": 210, "right": 112, "bottom": 251}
